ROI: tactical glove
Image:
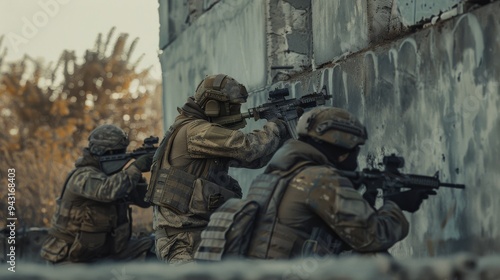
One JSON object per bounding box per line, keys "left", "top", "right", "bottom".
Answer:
{"left": 362, "top": 189, "right": 379, "bottom": 207}
{"left": 133, "top": 153, "right": 154, "bottom": 172}
{"left": 269, "top": 118, "right": 290, "bottom": 140}
{"left": 128, "top": 178, "right": 151, "bottom": 208}
{"left": 384, "top": 189, "right": 437, "bottom": 213}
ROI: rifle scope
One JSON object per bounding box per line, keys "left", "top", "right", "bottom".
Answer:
{"left": 268, "top": 88, "right": 289, "bottom": 100}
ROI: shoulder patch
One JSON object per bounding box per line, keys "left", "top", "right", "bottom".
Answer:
{"left": 204, "top": 125, "right": 237, "bottom": 146}
{"left": 292, "top": 166, "right": 354, "bottom": 199}
{"left": 67, "top": 167, "right": 104, "bottom": 194}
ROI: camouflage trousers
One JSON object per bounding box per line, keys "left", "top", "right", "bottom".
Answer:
{"left": 155, "top": 229, "right": 202, "bottom": 264}
{"left": 42, "top": 235, "right": 155, "bottom": 264}
{"left": 109, "top": 236, "right": 155, "bottom": 262}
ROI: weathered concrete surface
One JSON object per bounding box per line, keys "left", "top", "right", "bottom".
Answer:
{"left": 267, "top": 0, "right": 312, "bottom": 83}
{"left": 255, "top": 2, "right": 500, "bottom": 257}
{"left": 158, "top": 0, "right": 221, "bottom": 49}
{"left": 158, "top": 0, "right": 500, "bottom": 258}
{"left": 397, "top": 0, "right": 462, "bottom": 26}
{"left": 159, "top": 0, "right": 266, "bottom": 126}
{"left": 312, "top": 0, "right": 370, "bottom": 66}
{"left": 312, "top": 0, "right": 480, "bottom": 66}
{"left": 1, "top": 254, "right": 499, "bottom": 280}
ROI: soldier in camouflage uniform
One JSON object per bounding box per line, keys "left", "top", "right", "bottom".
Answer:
{"left": 40, "top": 124, "right": 155, "bottom": 264}
{"left": 146, "top": 74, "right": 290, "bottom": 264}
{"left": 241, "top": 106, "right": 434, "bottom": 259}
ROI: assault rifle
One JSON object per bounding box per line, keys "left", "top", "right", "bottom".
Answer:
{"left": 214, "top": 86, "right": 332, "bottom": 138}
{"left": 99, "top": 136, "right": 159, "bottom": 175}
{"left": 246, "top": 86, "right": 331, "bottom": 138}
{"left": 338, "top": 154, "right": 465, "bottom": 197}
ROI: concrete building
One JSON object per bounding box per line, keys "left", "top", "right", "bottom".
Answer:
{"left": 157, "top": 0, "right": 500, "bottom": 258}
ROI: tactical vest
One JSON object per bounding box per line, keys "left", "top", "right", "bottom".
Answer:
{"left": 46, "top": 167, "right": 131, "bottom": 262}
{"left": 195, "top": 162, "right": 314, "bottom": 261}
{"left": 245, "top": 162, "right": 312, "bottom": 259}
{"left": 145, "top": 118, "right": 240, "bottom": 220}
{"left": 246, "top": 163, "right": 349, "bottom": 259}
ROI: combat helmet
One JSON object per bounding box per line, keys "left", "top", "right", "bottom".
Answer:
{"left": 296, "top": 106, "right": 367, "bottom": 150}
{"left": 88, "top": 124, "right": 129, "bottom": 156}
{"left": 194, "top": 74, "right": 248, "bottom": 129}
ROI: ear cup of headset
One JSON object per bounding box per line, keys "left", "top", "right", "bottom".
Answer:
{"left": 204, "top": 100, "right": 220, "bottom": 117}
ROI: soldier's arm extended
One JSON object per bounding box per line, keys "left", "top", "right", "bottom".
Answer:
{"left": 305, "top": 167, "right": 409, "bottom": 252}
{"left": 66, "top": 165, "right": 142, "bottom": 202}
{"left": 187, "top": 120, "right": 287, "bottom": 169}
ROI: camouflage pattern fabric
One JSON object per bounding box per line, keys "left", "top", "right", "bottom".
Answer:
{"left": 152, "top": 98, "right": 289, "bottom": 264}
{"left": 65, "top": 165, "right": 141, "bottom": 202}
{"left": 108, "top": 236, "right": 154, "bottom": 261}
{"left": 194, "top": 74, "right": 248, "bottom": 105}
{"left": 155, "top": 231, "right": 201, "bottom": 264}
{"left": 246, "top": 139, "right": 409, "bottom": 258}
{"left": 296, "top": 106, "right": 367, "bottom": 150}
{"left": 88, "top": 124, "right": 129, "bottom": 156}
{"left": 40, "top": 149, "right": 150, "bottom": 263}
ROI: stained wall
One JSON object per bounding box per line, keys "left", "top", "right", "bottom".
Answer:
{"left": 158, "top": 0, "right": 500, "bottom": 257}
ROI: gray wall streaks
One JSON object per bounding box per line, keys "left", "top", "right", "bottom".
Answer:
{"left": 159, "top": 0, "right": 267, "bottom": 126}
{"left": 397, "top": 0, "right": 462, "bottom": 25}
{"left": 267, "top": 0, "right": 312, "bottom": 83}
{"left": 158, "top": 0, "right": 500, "bottom": 257}
{"left": 158, "top": 0, "right": 222, "bottom": 49}
{"left": 312, "top": 0, "right": 369, "bottom": 66}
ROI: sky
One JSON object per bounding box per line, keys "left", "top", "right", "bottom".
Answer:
{"left": 0, "top": 0, "right": 161, "bottom": 78}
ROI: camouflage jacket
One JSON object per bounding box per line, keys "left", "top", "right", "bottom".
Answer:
{"left": 248, "top": 139, "right": 409, "bottom": 257}
{"left": 40, "top": 149, "right": 142, "bottom": 263}
{"left": 153, "top": 97, "right": 289, "bottom": 231}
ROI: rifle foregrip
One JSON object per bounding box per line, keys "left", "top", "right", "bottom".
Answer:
{"left": 407, "top": 175, "right": 440, "bottom": 188}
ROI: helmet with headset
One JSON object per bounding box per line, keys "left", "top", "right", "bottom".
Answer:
{"left": 194, "top": 74, "right": 249, "bottom": 129}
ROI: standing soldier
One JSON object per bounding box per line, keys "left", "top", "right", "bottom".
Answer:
{"left": 146, "top": 74, "right": 290, "bottom": 264}
{"left": 40, "top": 124, "right": 155, "bottom": 264}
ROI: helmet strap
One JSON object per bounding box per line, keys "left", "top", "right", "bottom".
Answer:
{"left": 212, "top": 74, "right": 227, "bottom": 90}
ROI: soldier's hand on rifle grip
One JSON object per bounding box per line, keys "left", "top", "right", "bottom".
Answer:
{"left": 261, "top": 110, "right": 281, "bottom": 121}
{"left": 133, "top": 153, "right": 154, "bottom": 172}
{"left": 128, "top": 178, "right": 151, "bottom": 208}
{"left": 269, "top": 118, "right": 291, "bottom": 140}
{"left": 384, "top": 189, "right": 437, "bottom": 213}
{"left": 296, "top": 107, "right": 304, "bottom": 118}
{"left": 362, "top": 189, "right": 378, "bottom": 207}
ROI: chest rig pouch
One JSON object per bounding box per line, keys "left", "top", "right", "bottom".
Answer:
{"left": 246, "top": 162, "right": 313, "bottom": 259}
{"left": 145, "top": 119, "right": 239, "bottom": 219}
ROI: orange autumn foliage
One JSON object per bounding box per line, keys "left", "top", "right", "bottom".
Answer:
{"left": 0, "top": 28, "right": 163, "bottom": 233}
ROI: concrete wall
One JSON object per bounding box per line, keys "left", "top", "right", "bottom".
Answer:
{"left": 159, "top": 0, "right": 267, "bottom": 125}
{"left": 158, "top": 0, "right": 500, "bottom": 258}
{"left": 397, "top": 0, "right": 462, "bottom": 25}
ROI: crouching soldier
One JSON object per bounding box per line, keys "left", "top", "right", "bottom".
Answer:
{"left": 196, "top": 107, "right": 434, "bottom": 260}
{"left": 40, "top": 124, "right": 155, "bottom": 264}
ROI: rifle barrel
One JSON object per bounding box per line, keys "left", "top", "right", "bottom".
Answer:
{"left": 242, "top": 111, "right": 252, "bottom": 119}
{"left": 440, "top": 183, "right": 466, "bottom": 189}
